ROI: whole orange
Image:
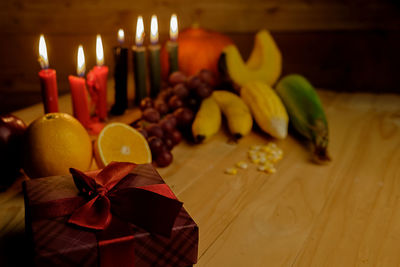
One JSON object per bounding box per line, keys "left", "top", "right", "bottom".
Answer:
{"left": 23, "top": 113, "right": 92, "bottom": 178}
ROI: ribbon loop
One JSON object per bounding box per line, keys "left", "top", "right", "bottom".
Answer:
{"left": 67, "top": 162, "right": 182, "bottom": 237}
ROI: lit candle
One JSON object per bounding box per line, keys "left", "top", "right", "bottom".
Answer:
{"left": 166, "top": 14, "right": 179, "bottom": 74}
{"left": 87, "top": 34, "right": 109, "bottom": 121}
{"left": 132, "top": 16, "right": 148, "bottom": 105}
{"left": 38, "top": 35, "right": 59, "bottom": 114}
{"left": 68, "top": 45, "right": 91, "bottom": 128}
{"left": 111, "top": 29, "right": 128, "bottom": 115}
{"left": 148, "top": 15, "right": 161, "bottom": 98}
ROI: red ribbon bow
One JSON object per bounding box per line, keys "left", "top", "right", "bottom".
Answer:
{"left": 69, "top": 162, "right": 134, "bottom": 230}
{"left": 68, "top": 161, "right": 183, "bottom": 237}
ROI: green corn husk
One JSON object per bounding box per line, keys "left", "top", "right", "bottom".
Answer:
{"left": 276, "top": 74, "right": 331, "bottom": 163}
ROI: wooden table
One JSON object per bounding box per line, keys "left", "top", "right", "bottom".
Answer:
{"left": 1, "top": 90, "right": 400, "bottom": 266}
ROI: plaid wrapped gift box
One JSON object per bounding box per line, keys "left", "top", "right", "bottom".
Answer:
{"left": 23, "top": 163, "right": 198, "bottom": 267}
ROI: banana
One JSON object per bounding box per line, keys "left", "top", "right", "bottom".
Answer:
{"left": 212, "top": 90, "right": 253, "bottom": 139}
{"left": 275, "top": 74, "right": 330, "bottom": 162}
{"left": 240, "top": 81, "right": 288, "bottom": 139}
{"left": 192, "top": 97, "right": 222, "bottom": 143}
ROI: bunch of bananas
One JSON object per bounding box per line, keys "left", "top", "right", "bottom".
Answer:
{"left": 192, "top": 91, "right": 253, "bottom": 142}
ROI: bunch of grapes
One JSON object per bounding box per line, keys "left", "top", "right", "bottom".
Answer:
{"left": 132, "top": 69, "right": 217, "bottom": 167}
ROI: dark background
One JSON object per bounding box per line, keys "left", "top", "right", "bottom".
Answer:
{"left": 0, "top": 0, "right": 399, "bottom": 113}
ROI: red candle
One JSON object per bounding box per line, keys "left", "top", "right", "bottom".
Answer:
{"left": 69, "top": 45, "right": 90, "bottom": 128}
{"left": 87, "top": 35, "right": 108, "bottom": 121}
{"left": 38, "top": 35, "right": 59, "bottom": 113}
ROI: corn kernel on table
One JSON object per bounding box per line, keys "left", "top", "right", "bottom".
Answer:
{"left": 1, "top": 89, "right": 400, "bottom": 266}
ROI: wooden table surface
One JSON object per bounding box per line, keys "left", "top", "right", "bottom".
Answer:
{"left": 1, "top": 89, "right": 400, "bottom": 266}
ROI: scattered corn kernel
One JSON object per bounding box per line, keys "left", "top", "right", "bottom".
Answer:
{"left": 236, "top": 161, "right": 248, "bottom": 169}
{"left": 257, "top": 165, "right": 267, "bottom": 172}
{"left": 248, "top": 150, "right": 257, "bottom": 158}
{"left": 259, "top": 157, "right": 267, "bottom": 164}
{"left": 257, "top": 152, "right": 267, "bottom": 158}
{"left": 261, "top": 146, "right": 272, "bottom": 153}
{"left": 265, "top": 167, "right": 277, "bottom": 174}
{"left": 250, "top": 145, "right": 261, "bottom": 151}
{"left": 225, "top": 168, "right": 238, "bottom": 175}
{"left": 268, "top": 142, "right": 277, "bottom": 149}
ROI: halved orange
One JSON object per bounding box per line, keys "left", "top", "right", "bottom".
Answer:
{"left": 94, "top": 122, "right": 152, "bottom": 168}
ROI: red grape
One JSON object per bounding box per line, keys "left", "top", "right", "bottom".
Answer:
{"left": 142, "top": 108, "right": 160, "bottom": 123}
{"left": 195, "top": 84, "right": 213, "bottom": 99}
{"left": 136, "top": 127, "right": 148, "bottom": 139}
{"left": 163, "top": 137, "right": 174, "bottom": 151}
{"left": 145, "top": 123, "right": 164, "bottom": 139}
{"left": 186, "top": 75, "right": 203, "bottom": 90}
{"left": 168, "top": 95, "right": 184, "bottom": 111}
{"left": 148, "top": 136, "right": 166, "bottom": 155}
{"left": 154, "top": 99, "right": 169, "bottom": 115}
{"left": 198, "top": 69, "right": 217, "bottom": 86}
{"left": 156, "top": 150, "right": 173, "bottom": 167}
{"left": 159, "top": 117, "right": 175, "bottom": 132}
{"left": 158, "top": 87, "right": 174, "bottom": 101}
{"left": 140, "top": 97, "right": 153, "bottom": 110}
{"left": 164, "top": 114, "right": 177, "bottom": 128}
{"left": 169, "top": 71, "right": 187, "bottom": 85}
{"left": 166, "top": 130, "right": 182, "bottom": 145}
{"left": 172, "top": 83, "right": 189, "bottom": 99}
{"left": 174, "top": 108, "right": 194, "bottom": 126}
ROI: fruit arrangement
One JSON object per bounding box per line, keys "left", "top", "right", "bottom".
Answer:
{"left": 1, "top": 26, "right": 332, "bottom": 188}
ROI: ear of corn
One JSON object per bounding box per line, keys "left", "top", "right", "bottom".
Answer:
{"left": 240, "top": 81, "right": 288, "bottom": 139}
{"left": 275, "top": 74, "right": 330, "bottom": 163}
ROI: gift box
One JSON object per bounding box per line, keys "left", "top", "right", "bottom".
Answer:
{"left": 23, "top": 162, "right": 198, "bottom": 267}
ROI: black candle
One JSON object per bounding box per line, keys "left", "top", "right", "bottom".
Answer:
{"left": 111, "top": 29, "right": 128, "bottom": 115}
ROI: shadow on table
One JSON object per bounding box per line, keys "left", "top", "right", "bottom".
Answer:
{"left": 0, "top": 230, "right": 30, "bottom": 266}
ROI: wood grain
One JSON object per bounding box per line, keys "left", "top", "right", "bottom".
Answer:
{"left": 1, "top": 89, "right": 400, "bottom": 266}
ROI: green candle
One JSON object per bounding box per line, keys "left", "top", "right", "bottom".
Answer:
{"left": 167, "top": 14, "right": 179, "bottom": 74}
{"left": 167, "top": 41, "right": 178, "bottom": 74}
{"left": 149, "top": 15, "right": 161, "bottom": 98}
{"left": 133, "top": 16, "right": 148, "bottom": 105}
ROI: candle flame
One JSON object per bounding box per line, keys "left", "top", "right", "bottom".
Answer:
{"left": 170, "top": 14, "right": 178, "bottom": 41}
{"left": 77, "top": 45, "right": 85, "bottom": 77}
{"left": 136, "top": 16, "right": 144, "bottom": 46}
{"left": 38, "top": 34, "right": 49, "bottom": 69}
{"left": 150, "top": 15, "right": 159, "bottom": 45}
{"left": 96, "top": 34, "right": 104, "bottom": 66}
{"left": 118, "top": 29, "right": 125, "bottom": 45}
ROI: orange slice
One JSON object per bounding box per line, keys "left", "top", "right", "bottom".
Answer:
{"left": 94, "top": 122, "right": 152, "bottom": 168}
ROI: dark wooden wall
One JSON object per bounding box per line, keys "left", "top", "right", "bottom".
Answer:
{"left": 0, "top": 0, "right": 400, "bottom": 113}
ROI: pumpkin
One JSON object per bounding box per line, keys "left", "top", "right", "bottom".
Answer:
{"left": 161, "top": 26, "right": 233, "bottom": 80}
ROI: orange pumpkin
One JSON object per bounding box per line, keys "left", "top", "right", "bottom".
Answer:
{"left": 161, "top": 27, "right": 234, "bottom": 80}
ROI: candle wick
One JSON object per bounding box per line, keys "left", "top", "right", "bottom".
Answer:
{"left": 38, "top": 56, "right": 48, "bottom": 69}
